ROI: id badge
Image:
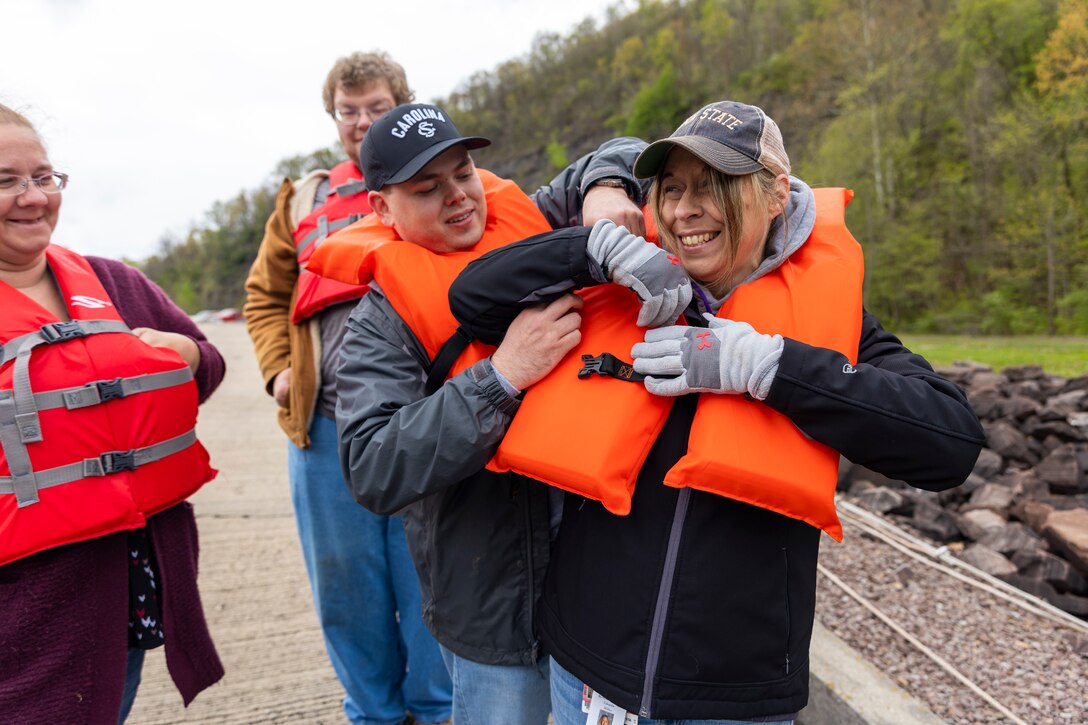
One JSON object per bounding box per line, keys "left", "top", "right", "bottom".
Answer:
{"left": 581, "top": 683, "right": 638, "bottom": 725}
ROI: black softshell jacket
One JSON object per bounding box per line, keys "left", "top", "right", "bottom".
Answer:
{"left": 450, "top": 227, "right": 986, "bottom": 719}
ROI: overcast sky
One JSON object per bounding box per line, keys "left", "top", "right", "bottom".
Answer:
{"left": 5, "top": 0, "right": 625, "bottom": 261}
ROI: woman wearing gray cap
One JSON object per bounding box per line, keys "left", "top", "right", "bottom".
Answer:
{"left": 449, "top": 100, "right": 985, "bottom": 723}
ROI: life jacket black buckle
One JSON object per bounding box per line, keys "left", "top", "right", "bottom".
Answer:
{"left": 578, "top": 354, "right": 604, "bottom": 378}
{"left": 99, "top": 449, "right": 137, "bottom": 474}
{"left": 96, "top": 378, "right": 126, "bottom": 402}
{"left": 577, "top": 353, "right": 645, "bottom": 382}
{"left": 40, "top": 321, "right": 88, "bottom": 343}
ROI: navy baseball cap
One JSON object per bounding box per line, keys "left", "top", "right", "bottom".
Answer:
{"left": 360, "top": 103, "right": 491, "bottom": 191}
{"left": 634, "top": 100, "right": 791, "bottom": 179}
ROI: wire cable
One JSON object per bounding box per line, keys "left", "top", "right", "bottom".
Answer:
{"left": 818, "top": 564, "right": 1031, "bottom": 725}
{"left": 836, "top": 498, "right": 1088, "bottom": 634}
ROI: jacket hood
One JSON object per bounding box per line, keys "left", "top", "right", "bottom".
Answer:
{"left": 695, "top": 176, "right": 816, "bottom": 315}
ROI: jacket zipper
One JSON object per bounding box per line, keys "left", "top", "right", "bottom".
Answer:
{"left": 521, "top": 478, "right": 540, "bottom": 665}
{"left": 783, "top": 546, "right": 791, "bottom": 674}
{"left": 638, "top": 487, "right": 692, "bottom": 717}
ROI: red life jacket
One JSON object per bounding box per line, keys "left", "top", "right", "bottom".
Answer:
{"left": 490, "top": 188, "right": 863, "bottom": 540}
{"left": 291, "top": 161, "right": 373, "bottom": 323}
{"left": 0, "top": 245, "right": 216, "bottom": 565}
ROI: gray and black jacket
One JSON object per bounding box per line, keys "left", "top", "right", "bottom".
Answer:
{"left": 334, "top": 137, "right": 647, "bottom": 666}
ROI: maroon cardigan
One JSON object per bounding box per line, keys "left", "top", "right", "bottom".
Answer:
{"left": 0, "top": 255, "right": 225, "bottom": 722}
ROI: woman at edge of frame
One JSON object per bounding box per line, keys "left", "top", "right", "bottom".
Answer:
{"left": 0, "top": 103, "right": 224, "bottom": 723}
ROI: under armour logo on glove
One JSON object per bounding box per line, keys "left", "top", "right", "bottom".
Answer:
{"left": 631, "top": 315, "right": 784, "bottom": 399}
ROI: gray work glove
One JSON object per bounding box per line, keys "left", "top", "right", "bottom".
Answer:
{"left": 631, "top": 314, "right": 784, "bottom": 398}
{"left": 587, "top": 219, "right": 692, "bottom": 327}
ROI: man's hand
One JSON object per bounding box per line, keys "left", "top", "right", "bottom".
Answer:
{"left": 272, "top": 367, "right": 292, "bottom": 408}
{"left": 132, "top": 327, "right": 201, "bottom": 373}
{"left": 582, "top": 184, "right": 645, "bottom": 236}
{"left": 491, "top": 294, "right": 583, "bottom": 390}
{"left": 587, "top": 220, "right": 691, "bottom": 327}
{"left": 631, "top": 315, "right": 783, "bottom": 399}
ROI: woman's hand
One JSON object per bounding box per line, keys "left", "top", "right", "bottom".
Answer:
{"left": 631, "top": 315, "right": 783, "bottom": 399}
{"left": 491, "top": 294, "right": 583, "bottom": 391}
{"left": 132, "top": 327, "right": 201, "bottom": 373}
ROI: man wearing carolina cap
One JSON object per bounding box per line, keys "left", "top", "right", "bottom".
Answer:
{"left": 312, "top": 103, "right": 684, "bottom": 723}
{"left": 359, "top": 104, "right": 493, "bottom": 254}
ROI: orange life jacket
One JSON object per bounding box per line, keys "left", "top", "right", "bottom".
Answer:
{"left": 291, "top": 161, "right": 373, "bottom": 323}
{"left": 309, "top": 180, "right": 674, "bottom": 507}
{"left": 490, "top": 188, "right": 863, "bottom": 541}
{"left": 666, "top": 188, "right": 863, "bottom": 540}
{"left": 0, "top": 245, "right": 217, "bottom": 565}
{"left": 483, "top": 204, "right": 675, "bottom": 508}
{"left": 306, "top": 169, "right": 553, "bottom": 376}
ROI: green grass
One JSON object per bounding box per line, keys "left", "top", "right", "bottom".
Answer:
{"left": 898, "top": 335, "right": 1088, "bottom": 379}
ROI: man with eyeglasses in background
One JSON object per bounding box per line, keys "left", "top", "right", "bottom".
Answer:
{"left": 244, "top": 51, "right": 452, "bottom": 725}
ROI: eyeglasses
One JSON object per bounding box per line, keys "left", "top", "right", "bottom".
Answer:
{"left": 333, "top": 104, "right": 394, "bottom": 126}
{"left": 0, "top": 172, "right": 69, "bottom": 196}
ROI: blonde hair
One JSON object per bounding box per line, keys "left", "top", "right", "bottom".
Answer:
{"left": 649, "top": 163, "right": 783, "bottom": 296}
{"left": 0, "top": 103, "right": 35, "bottom": 131}
{"left": 322, "top": 51, "right": 414, "bottom": 115}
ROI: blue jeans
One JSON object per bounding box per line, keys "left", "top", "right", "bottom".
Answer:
{"left": 550, "top": 657, "right": 793, "bottom": 725}
{"left": 117, "top": 647, "right": 145, "bottom": 723}
{"left": 439, "top": 646, "right": 551, "bottom": 725}
{"left": 289, "top": 414, "right": 451, "bottom": 725}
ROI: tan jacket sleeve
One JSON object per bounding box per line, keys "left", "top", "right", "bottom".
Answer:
{"left": 243, "top": 177, "right": 302, "bottom": 394}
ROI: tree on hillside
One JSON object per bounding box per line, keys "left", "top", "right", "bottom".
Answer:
{"left": 987, "top": 0, "right": 1088, "bottom": 333}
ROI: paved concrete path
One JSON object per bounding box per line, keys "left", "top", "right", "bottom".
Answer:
{"left": 128, "top": 323, "right": 344, "bottom": 724}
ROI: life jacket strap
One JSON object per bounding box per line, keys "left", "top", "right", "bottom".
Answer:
{"left": 0, "top": 319, "right": 130, "bottom": 367}
{"left": 0, "top": 428, "right": 199, "bottom": 508}
{"left": 2, "top": 320, "right": 132, "bottom": 445}
{"left": 426, "top": 327, "right": 474, "bottom": 396}
{"left": 577, "top": 353, "right": 645, "bottom": 382}
{"left": 296, "top": 213, "right": 368, "bottom": 256}
{"left": 0, "top": 320, "right": 133, "bottom": 506}
{"left": 331, "top": 179, "right": 368, "bottom": 198}
{"left": 31, "top": 367, "right": 194, "bottom": 411}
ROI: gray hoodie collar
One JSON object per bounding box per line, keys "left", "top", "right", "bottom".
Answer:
{"left": 694, "top": 176, "right": 816, "bottom": 315}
